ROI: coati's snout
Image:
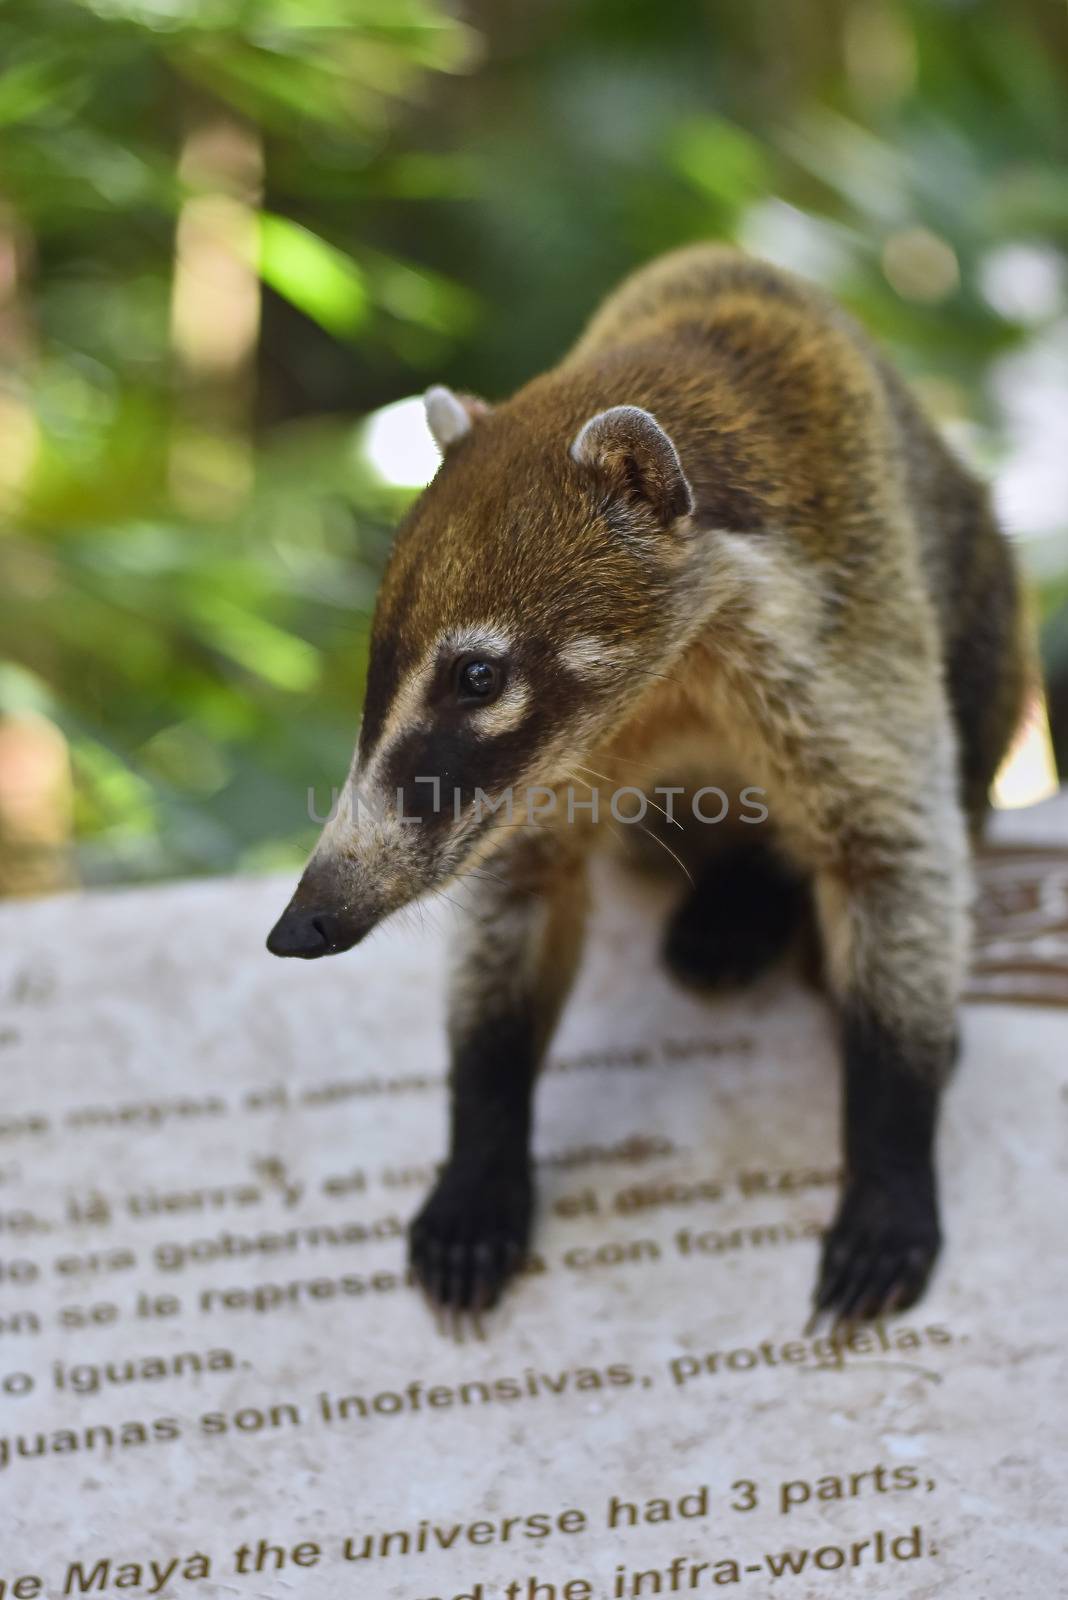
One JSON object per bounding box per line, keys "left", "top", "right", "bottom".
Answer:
{"left": 266, "top": 900, "right": 372, "bottom": 959}
{"left": 266, "top": 855, "right": 378, "bottom": 960}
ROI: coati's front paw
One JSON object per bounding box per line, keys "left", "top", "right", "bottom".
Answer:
{"left": 409, "top": 1159, "right": 533, "bottom": 1320}
{"left": 812, "top": 1175, "right": 941, "bottom": 1326}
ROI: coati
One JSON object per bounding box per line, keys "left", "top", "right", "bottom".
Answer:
{"left": 267, "top": 245, "right": 1026, "bottom": 1326}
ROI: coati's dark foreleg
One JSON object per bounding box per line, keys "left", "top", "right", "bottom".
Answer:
{"left": 814, "top": 1002, "right": 944, "bottom": 1322}
{"left": 409, "top": 842, "right": 587, "bottom": 1317}
{"left": 663, "top": 837, "right": 807, "bottom": 990}
{"left": 812, "top": 793, "right": 967, "bottom": 1324}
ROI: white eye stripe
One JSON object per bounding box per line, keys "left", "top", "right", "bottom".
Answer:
{"left": 558, "top": 634, "right": 627, "bottom": 677}
{"left": 444, "top": 623, "right": 514, "bottom": 660}
{"left": 361, "top": 655, "right": 436, "bottom": 785}
{"left": 361, "top": 620, "right": 517, "bottom": 780}
{"left": 468, "top": 678, "right": 531, "bottom": 735}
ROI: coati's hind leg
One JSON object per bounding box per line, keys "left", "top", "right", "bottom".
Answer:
{"left": 663, "top": 838, "right": 808, "bottom": 991}
{"left": 943, "top": 488, "right": 1027, "bottom": 840}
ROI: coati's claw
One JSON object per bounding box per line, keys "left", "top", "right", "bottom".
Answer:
{"left": 813, "top": 1177, "right": 940, "bottom": 1326}
{"left": 409, "top": 1162, "right": 532, "bottom": 1325}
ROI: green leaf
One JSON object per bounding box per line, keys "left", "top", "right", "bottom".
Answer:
{"left": 258, "top": 212, "right": 369, "bottom": 336}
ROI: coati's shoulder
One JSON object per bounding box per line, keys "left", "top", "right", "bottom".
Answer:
{"left": 558, "top": 247, "right": 1025, "bottom": 814}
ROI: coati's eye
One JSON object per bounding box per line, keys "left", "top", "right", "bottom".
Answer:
{"left": 457, "top": 659, "right": 500, "bottom": 703}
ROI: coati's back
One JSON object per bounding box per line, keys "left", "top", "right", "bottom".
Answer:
{"left": 564, "top": 244, "right": 1027, "bottom": 828}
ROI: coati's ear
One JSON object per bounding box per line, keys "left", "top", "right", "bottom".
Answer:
{"left": 424, "top": 385, "right": 490, "bottom": 453}
{"left": 570, "top": 405, "right": 693, "bottom": 525}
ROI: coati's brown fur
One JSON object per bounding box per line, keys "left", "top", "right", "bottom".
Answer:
{"left": 268, "top": 245, "right": 1028, "bottom": 1326}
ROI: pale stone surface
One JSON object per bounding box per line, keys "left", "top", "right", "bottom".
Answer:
{"left": 0, "top": 796, "right": 1065, "bottom": 1598}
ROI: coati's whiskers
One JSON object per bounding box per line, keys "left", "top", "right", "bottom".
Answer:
{"left": 433, "top": 890, "right": 470, "bottom": 919}
{"left": 566, "top": 768, "right": 685, "bottom": 878}
{"left": 573, "top": 762, "right": 685, "bottom": 830}
{"left": 563, "top": 768, "right": 595, "bottom": 792}
{"left": 434, "top": 887, "right": 496, "bottom": 926}
{"left": 628, "top": 819, "right": 695, "bottom": 886}
{"left": 460, "top": 867, "right": 545, "bottom": 903}
{"left": 576, "top": 749, "right": 652, "bottom": 771}
{"left": 643, "top": 671, "right": 690, "bottom": 691}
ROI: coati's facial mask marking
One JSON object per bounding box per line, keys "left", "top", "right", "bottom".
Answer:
{"left": 342, "top": 623, "right": 551, "bottom": 870}
{"left": 358, "top": 625, "right": 504, "bottom": 758}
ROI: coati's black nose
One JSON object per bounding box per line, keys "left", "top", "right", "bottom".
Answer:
{"left": 266, "top": 906, "right": 326, "bottom": 958}
{"left": 266, "top": 905, "right": 368, "bottom": 960}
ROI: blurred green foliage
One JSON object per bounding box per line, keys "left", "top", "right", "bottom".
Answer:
{"left": 1, "top": 0, "right": 1065, "bottom": 892}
